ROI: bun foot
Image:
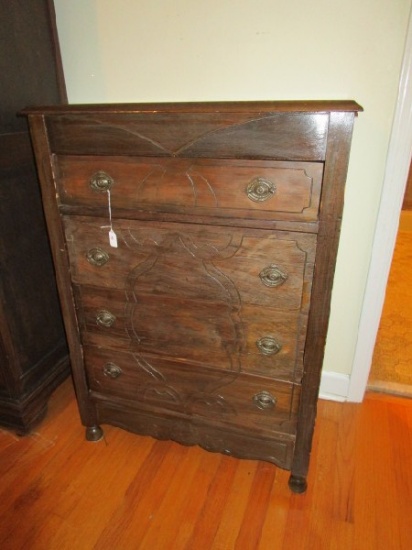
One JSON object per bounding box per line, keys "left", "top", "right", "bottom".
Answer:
{"left": 85, "top": 425, "right": 104, "bottom": 442}
{"left": 288, "top": 474, "right": 307, "bottom": 494}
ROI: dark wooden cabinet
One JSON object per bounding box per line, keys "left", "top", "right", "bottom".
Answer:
{"left": 25, "top": 101, "right": 361, "bottom": 491}
{"left": 0, "top": 0, "right": 69, "bottom": 433}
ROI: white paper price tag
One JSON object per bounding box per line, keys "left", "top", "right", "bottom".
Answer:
{"left": 109, "top": 228, "right": 118, "bottom": 248}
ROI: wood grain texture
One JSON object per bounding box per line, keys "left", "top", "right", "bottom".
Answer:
{"left": 76, "top": 286, "right": 306, "bottom": 382}
{"left": 27, "top": 116, "right": 98, "bottom": 429}
{"left": 291, "top": 111, "right": 358, "bottom": 484}
{"left": 44, "top": 112, "right": 330, "bottom": 160}
{"left": 0, "top": 380, "right": 409, "bottom": 550}
{"left": 22, "top": 99, "right": 363, "bottom": 114}
{"left": 55, "top": 156, "right": 323, "bottom": 222}
{"left": 63, "top": 216, "right": 316, "bottom": 302}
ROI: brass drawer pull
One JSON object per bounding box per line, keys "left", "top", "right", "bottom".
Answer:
{"left": 86, "top": 247, "right": 109, "bottom": 267}
{"left": 246, "top": 177, "right": 276, "bottom": 202}
{"left": 96, "top": 309, "right": 116, "bottom": 328}
{"left": 103, "top": 362, "right": 122, "bottom": 379}
{"left": 253, "top": 391, "right": 277, "bottom": 410}
{"left": 259, "top": 264, "right": 288, "bottom": 287}
{"left": 256, "top": 336, "right": 282, "bottom": 356}
{"left": 90, "top": 171, "right": 114, "bottom": 192}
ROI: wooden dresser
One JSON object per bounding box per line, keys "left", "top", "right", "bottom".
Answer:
{"left": 25, "top": 101, "right": 361, "bottom": 492}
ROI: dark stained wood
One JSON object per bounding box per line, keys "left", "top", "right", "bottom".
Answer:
{"left": 44, "top": 112, "right": 330, "bottom": 160}
{"left": 23, "top": 99, "right": 362, "bottom": 114}
{"left": 56, "top": 156, "right": 323, "bottom": 222}
{"left": 76, "top": 286, "right": 306, "bottom": 382}
{"left": 28, "top": 116, "right": 100, "bottom": 431}
{"left": 0, "top": 1, "right": 68, "bottom": 433}
{"left": 45, "top": 0, "right": 68, "bottom": 103}
{"left": 95, "top": 397, "right": 297, "bottom": 471}
{"left": 290, "top": 112, "right": 359, "bottom": 490}
{"left": 59, "top": 204, "right": 321, "bottom": 233}
{"left": 62, "top": 217, "right": 315, "bottom": 302}
{"left": 0, "top": 0, "right": 67, "bottom": 133}
{"left": 402, "top": 158, "right": 412, "bottom": 210}
{"left": 25, "top": 101, "right": 361, "bottom": 491}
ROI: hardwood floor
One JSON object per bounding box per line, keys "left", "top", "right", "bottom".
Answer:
{"left": 0, "top": 378, "right": 411, "bottom": 549}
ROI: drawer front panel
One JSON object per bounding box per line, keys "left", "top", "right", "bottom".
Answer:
{"left": 64, "top": 217, "right": 316, "bottom": 310}
{"left": 47, "top": 111, "right": 329, "bottom": 160}
{"left": 239, "top": 303, "right": 307, "bottom": 381}
{"left": 76, "top": 287, "right": 306, "bottom": 382}
{"left": 56, "top": 156, "right": 323, "bottom": 222}
{"left": 84, "top": 346, "right": 300, "bottom": 436}
{"left": 67, "top": 218, "right": 315, "bottom": 383}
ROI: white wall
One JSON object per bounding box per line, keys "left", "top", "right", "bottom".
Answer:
{"left": 54, "top": 0, "right": 412, "bottom": 386}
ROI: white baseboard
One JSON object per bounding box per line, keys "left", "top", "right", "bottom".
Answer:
{"left": 319, "top": 371, "right": 351, "bottom": 402}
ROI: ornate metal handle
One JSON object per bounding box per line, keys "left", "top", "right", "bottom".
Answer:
{"left": 253, "top": 391, "right": 277, "bottom": 410}
{"left": 259, "top": 264, "right": 288, "bottom": 287}
{"left": 90, "top": 171, "right": 114, "bottom": 192}
{"left": 86, "top": 247, "right": 109, "bottom": 267}
{"left": 246, "top": 177, "right": 276, "bottom": 202}
{"left": 96, "top": 309, "right": 116, "bottom": 328}
{"left": 103, "top": 362, "right": 122, "bottom": 379}
{"left": 256, "top": 336, "right": 282, "bottom": 356}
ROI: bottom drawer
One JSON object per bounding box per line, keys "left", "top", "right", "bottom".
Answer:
{"left": 84, "top": 346, "right": 300, "bottom": 438}
{"left": 94, "top": 399, "right": 296, "bottom": 470}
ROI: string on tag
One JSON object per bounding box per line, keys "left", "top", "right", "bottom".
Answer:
{"left": 101, "top": 189, "right": 118, "bottom": 248}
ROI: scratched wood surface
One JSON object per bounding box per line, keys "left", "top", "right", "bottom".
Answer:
{"left": 0, "top": 379, "right": 410, "bottom": 550}
{"left": 55, "top": 156, "right": 323, "bottom": 223}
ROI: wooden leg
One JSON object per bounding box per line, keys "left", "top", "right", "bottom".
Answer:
{"left": 85, "top": 425, "right": 104, "bottom": 442}
{"left": 288, "top": 474, "right": 307, "bottom": 494}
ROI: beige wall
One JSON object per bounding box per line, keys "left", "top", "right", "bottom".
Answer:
{"left": 54, "top": 0, "right": 411, "bottom": 377}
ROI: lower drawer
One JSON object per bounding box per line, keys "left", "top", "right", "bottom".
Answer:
{"left": 76, "top": 285, "right": 307, "bottom": 382}
{"left": 84, "top": 346, "right": 300, "bottom": 438}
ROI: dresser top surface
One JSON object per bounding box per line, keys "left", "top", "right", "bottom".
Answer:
{"left": 23, "top": 100, "right": 363, "bottom": 116}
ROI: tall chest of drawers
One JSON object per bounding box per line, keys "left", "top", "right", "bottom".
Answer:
{"left": 25, "top": 101, "right": 361, "bottom": 492}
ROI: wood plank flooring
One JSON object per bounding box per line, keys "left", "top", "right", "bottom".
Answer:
{"left": 0, "top": 378, "right": 411, "bottom": 550}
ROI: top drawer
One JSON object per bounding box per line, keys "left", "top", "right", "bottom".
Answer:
{"left": 55, "top": 156, "right": 323, "bottom": 223}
